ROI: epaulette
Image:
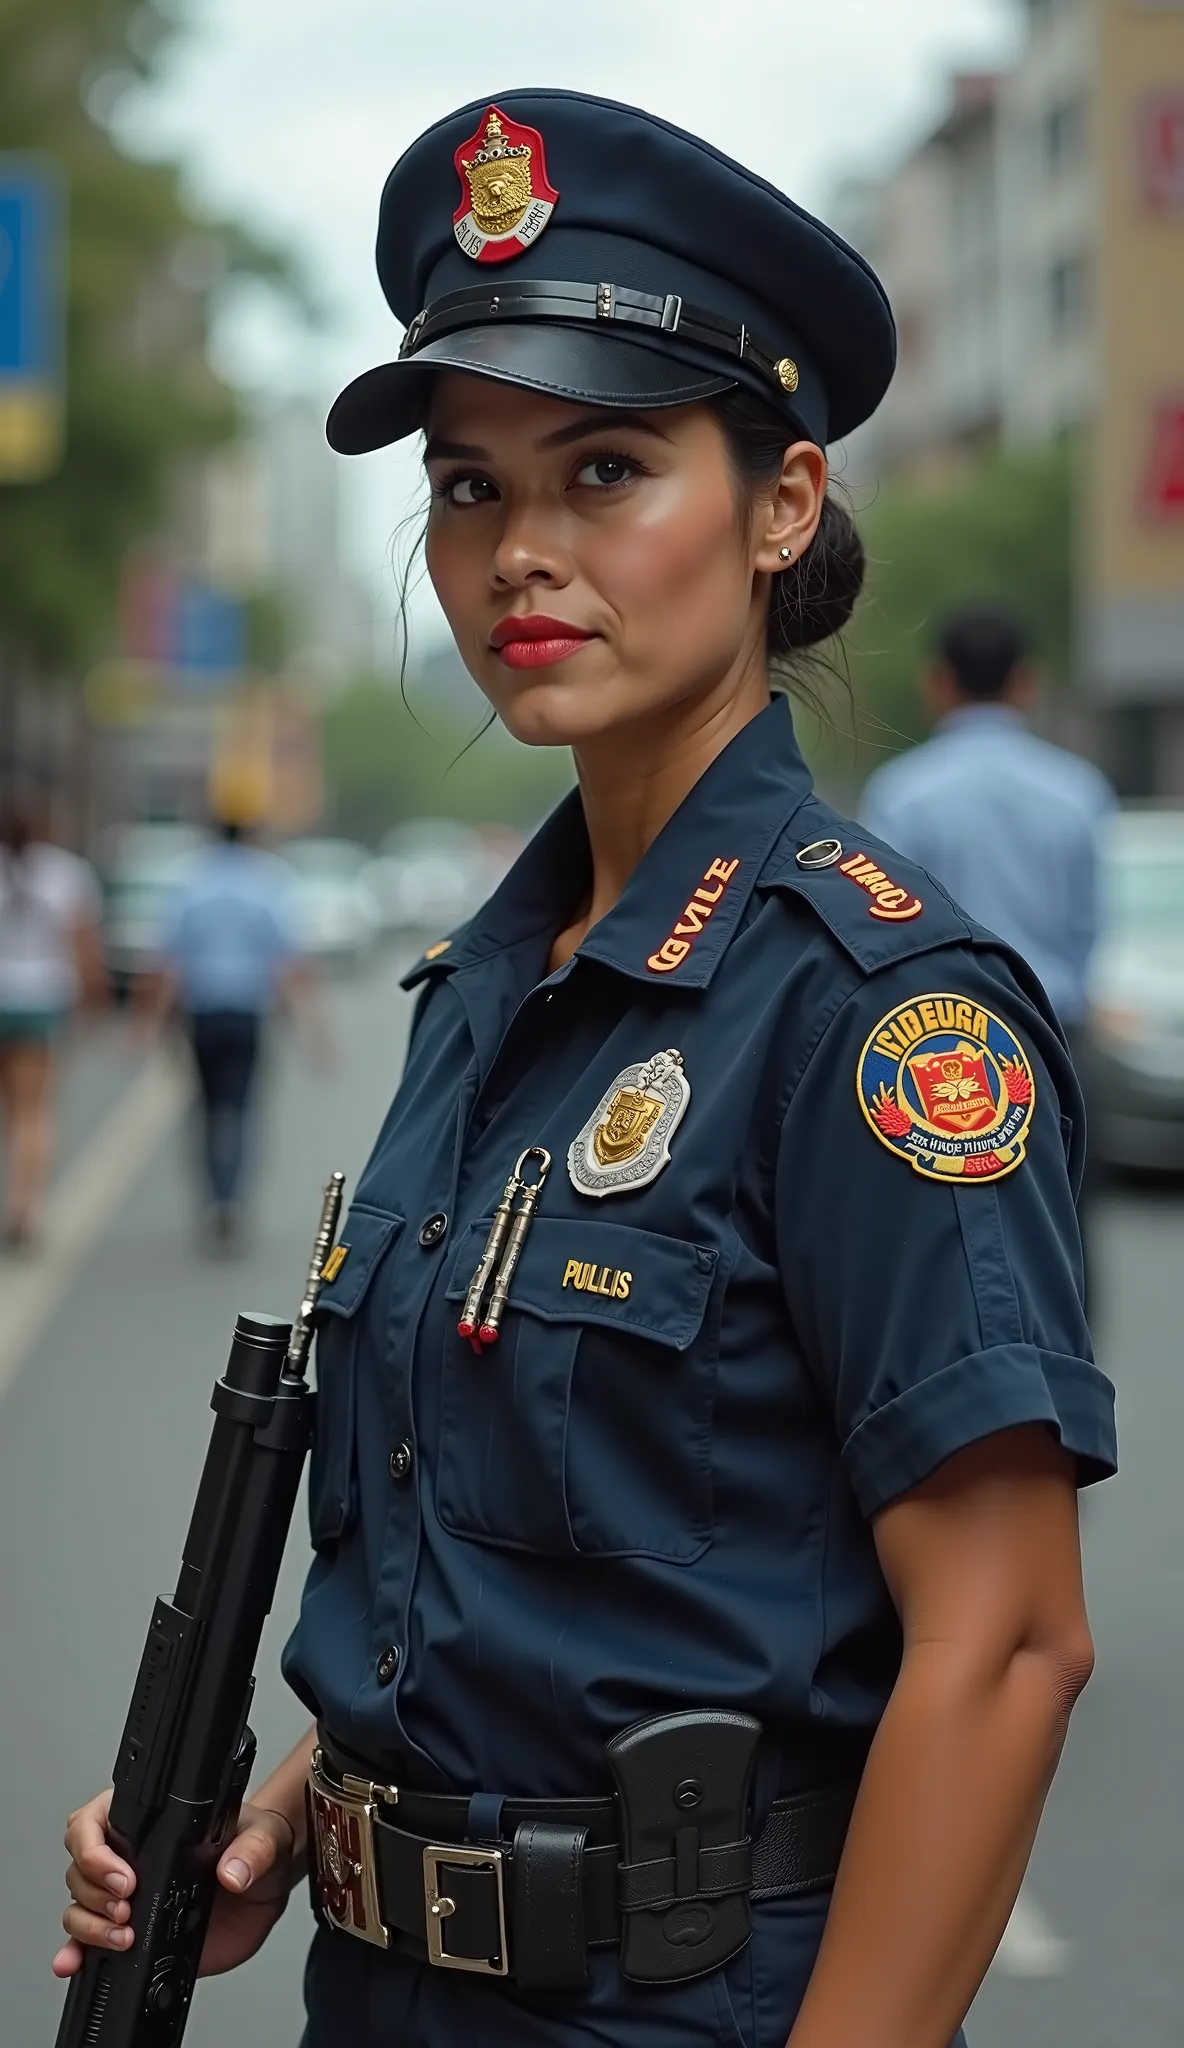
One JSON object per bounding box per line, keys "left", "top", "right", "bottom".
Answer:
{"left": 399, "top": 921, "right": 472, "bottom": 991}
{"left": 759, "top": 796, "right": 974, "bottom": 976}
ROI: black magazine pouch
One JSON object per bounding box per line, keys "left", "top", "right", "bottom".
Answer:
{"left": 606, "top": 1710, "right": 762, "bottom": 1984}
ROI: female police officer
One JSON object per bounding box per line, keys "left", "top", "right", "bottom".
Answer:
{"left": 55, "top": 89, "right": 1116, "bottom": 2048}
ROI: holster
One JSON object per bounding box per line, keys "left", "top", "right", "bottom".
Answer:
{"left": 605, "top": 1708, "right": 762, "bottom": 1984}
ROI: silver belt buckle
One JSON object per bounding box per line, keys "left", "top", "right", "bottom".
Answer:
{"left": 423, "top": 1842, "right": 509, "bottom": 1976}
{"left": 308, "top": 1748, "right": 398, "bottom": 1949}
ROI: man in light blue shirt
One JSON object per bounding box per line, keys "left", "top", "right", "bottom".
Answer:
{"left": 859, "top": 608, "right": 1115, "bottom": 1031}
{"left": 154, "top": 822, "right": 315, "bottom": 1248}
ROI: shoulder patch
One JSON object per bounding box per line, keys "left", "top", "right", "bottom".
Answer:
{"left": 761, "top": 812, "right": 971, "bottom": 974}
{"left": 857, "top": 993, "right": 1035, "bottom": 1183}
{"left": 834, "top": 849, "right": 922, "bottom": 922}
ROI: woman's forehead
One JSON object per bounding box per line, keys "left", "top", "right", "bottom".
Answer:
{"left": 426, "top": 373, "right": 665, "bottom": 444}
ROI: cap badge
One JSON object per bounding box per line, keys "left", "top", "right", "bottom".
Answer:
{"left": 453, "top": 105, "right": 559, "bottom": 264}
{"left": 857, "top": 994, "right": 1036, "bottom": 1183}
{"left": 569, "top": 1049, "right": 690, "bottom": 1199}
{"left": 775, "top": 357, "right": 800, "bottom": 393}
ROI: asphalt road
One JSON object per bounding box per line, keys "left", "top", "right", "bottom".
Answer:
{"left": 1, "top": 951, "right": 1179, "bottom": 2048}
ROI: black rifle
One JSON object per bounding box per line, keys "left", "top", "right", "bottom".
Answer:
{"left": 54, "top": 1173, "right": 345, "bottom": 2048}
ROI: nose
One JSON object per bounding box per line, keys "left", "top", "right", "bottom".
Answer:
{"left": 488, "top": 497, "right": 572, "bottom": 593}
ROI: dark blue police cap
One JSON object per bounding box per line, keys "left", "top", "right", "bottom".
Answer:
{"left": 328, "top": 88, "right": 896, "bottom": 455}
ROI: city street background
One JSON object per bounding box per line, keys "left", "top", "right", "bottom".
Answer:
{"left": 0, "top": 946, "right": 1179, "bottom": 2048}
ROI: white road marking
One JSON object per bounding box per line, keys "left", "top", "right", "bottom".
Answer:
{"left": 0, "top": 1052, "right": 188, "bottom": 1403}
{"left": 993, "top": 1884, "right": 1073, "bottom": 1979}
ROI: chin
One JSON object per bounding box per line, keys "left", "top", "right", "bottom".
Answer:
{"left": 479, "top": 661, "right": 639, "bottom": 750}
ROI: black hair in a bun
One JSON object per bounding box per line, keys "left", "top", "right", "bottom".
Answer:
{"left": 709, "top": 388, "right": 865, "bottom": 665}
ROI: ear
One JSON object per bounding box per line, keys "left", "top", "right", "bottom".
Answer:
{"left": 924, "top": 662, "right": 960, "bottom": 718}
{"left": 754, "top": 441, "right": 829, "bottom": 574}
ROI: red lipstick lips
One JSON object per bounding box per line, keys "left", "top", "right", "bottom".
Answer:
{"left": 490, "top": 614, "right": 595, "bottom": 669}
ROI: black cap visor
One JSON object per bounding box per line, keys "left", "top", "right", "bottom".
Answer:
{"left": 326, "top": 321, "right": 736, "bottom": 455}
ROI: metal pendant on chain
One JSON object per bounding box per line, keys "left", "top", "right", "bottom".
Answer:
{"left": 457, "top": 1146, "right": 552, "bottom": 1352}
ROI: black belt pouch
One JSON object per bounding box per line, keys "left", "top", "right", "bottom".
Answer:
{"left": 606, "top": 1709, "right": 761, "bottom": 1984}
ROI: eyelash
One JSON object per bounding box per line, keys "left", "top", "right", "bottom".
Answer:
{"left": 429, "top": 448, "right": 651, "bottom": 505}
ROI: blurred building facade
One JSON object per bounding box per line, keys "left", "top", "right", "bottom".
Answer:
{"left": 201, "top": 398, "right": 377, "bottom": 683}
{"left": 839, "top": 0, "right": 1184, "bottom": 794}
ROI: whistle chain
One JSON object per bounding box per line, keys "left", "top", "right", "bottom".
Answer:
{"left": 457, "top": 1147, "right": 551, "bottom": 1352}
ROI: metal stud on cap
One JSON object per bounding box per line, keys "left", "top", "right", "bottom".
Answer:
{"left": 795, "top": 838, "right": 844, "bottom": 870}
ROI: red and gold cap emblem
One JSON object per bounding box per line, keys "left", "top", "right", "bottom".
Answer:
{"left": 453, "top": 105, "right": 559, "bottom": 264}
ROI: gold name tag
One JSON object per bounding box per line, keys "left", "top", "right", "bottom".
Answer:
{"left": 562, "top": 1259, "right": 632, "bottom": 1300}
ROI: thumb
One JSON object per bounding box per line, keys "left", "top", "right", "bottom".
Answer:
{"left": 216, "top": 1812, "right": 288, "bottom": 1895}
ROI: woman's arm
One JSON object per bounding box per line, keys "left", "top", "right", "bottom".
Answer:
{"left": 787, "top": 1423, "right": 1094, "bottom": 2048}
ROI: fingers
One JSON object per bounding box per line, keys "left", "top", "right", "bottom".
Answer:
{"left": 63, "top": 1790, "right": 134, "bottom": 1905}
{"left": 216, "top": 1812, "right": 289, "bottom": 1895}
{"left": 65, "top": 1865, "right": 131, "bottom": 1918}
{"left": 60, "top": 1902, "right": 134, "bottom": 1953}
{"left": 51, "top": 1941, "right": 83, "bottom": 1979}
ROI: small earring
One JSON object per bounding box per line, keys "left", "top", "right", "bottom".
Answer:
{"left": 778, "top": 546, "right": 793, "bottom": 563}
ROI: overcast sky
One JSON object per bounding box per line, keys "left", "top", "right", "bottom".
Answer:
{"left": 119, "top": 0, "right": 1021, "bottom": 634}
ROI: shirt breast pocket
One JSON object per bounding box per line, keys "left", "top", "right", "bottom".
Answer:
{"left": 309, "top": 1203, "right": 404, "bottom": 1549}
{"left": 439, "top": 1215, "right": 719, "bottom": 1562}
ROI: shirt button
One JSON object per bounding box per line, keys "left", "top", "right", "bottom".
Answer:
{"left": 418, "top": 1212, "right": 448, "bottom": 1249}
{"left": 389, "top": 1442, "right": 413, "bottom": 1481}
{"left": 376, "top": 1645, "right": 400, "bottom": 1686}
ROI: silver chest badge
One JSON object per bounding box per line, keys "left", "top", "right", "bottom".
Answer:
{"left": 567, "top": 1049, "right": 690, "bottom": 1199}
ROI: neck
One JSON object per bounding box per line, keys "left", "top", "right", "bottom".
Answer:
{"left": 558, "top": 645, "right": 772, "bottom": 960}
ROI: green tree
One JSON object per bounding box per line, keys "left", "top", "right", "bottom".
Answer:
{"left": 798, "top": 439, "right": 1076, "bottom": 795}
{"left": 322, "top": 680, "right": 574, "bottom": 846}
{"left": 0, "top": 0, "right": 306, "bottom": 676}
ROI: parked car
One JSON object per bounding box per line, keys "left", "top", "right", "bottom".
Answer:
{"left": 279, "top": 836, "right": 381, "bottom": 969}
{"left": 364, "top": 819, "right": 490, "bottom": 939}
{"left": 1089, "top": 807, "right": 1184, "bottom": 1171}
{"left": 97, "top": 821, "right": 208, "bottom": 992}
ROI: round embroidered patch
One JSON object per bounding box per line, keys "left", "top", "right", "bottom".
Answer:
{"left": 857, "top": 993, "right": 1036, "bottom": 1183}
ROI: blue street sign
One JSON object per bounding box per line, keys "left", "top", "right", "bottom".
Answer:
{"left": 0, "top": 156, "right": 65, "bottom": 481}
{"left": 173, "top": 583, "right": 247, "bottom": 681}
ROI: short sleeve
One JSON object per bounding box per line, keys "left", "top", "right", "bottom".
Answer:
{"left": 775, "top": 944, "right": 1117, "bottom": 1519}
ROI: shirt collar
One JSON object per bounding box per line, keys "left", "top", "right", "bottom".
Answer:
{"left": 936, "top": 703, "right": 1025, "bottom": 737}
{"left": 427, "top": 696, "right": 813, "bottom": 993}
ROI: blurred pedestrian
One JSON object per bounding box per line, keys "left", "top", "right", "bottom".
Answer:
{"left": 142, "top": 817, "right": 325, "bottom": 1252}
{"left": 860, "top": 606, "right": 1115, "bottom": 1300}
{"left": 0, "top": 801, "right": 106, "bottom": 1249}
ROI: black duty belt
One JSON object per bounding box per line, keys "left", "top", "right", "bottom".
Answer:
{"left": 308, "top": 1726, "right": 858, "bottom": 1991}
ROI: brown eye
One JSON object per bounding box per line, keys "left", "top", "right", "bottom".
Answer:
{"left": 438, "top": 473, "right": 499, "bottom": 506}
{"left": 573, "top": 454, "right": 638, "bottom": 490}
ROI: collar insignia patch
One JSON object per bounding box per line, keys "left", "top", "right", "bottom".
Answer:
{"left": 647, "top": 858, "right": 740, "bottom": 974}
{"left": 568, "top": 1048, "right": 690, "bottom": 1198}
{"left": 453, "top": 105, "right": 559, "bottom": 264}
{"left": 858, "top": 994, "right": 1035, "bottom": 1182}
{"left": 423, "top": 939, "right": 451, "bottom": 961}
{"left": 838, "top": 851, "right": 923, "bottom": 921}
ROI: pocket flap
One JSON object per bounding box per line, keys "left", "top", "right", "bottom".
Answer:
{"left": 445, "top": 1215, "right": 716, "bottom": 1351}
{"left": 317, "top": 1205, "right": 404, "bottom": 1319}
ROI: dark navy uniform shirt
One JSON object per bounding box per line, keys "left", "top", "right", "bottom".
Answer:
{"left": 282, "top": 698, "right": 1116, "bottom": 1801}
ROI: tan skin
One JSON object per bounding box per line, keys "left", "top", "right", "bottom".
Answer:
{"left": 0, "top": 910, "right": 106, "bottom": 1242}
{"left": 924, "top": 655, "right": 1038, "bottom": 722}
{"left": 54, "top": 376, "right": 1095, "bottom": 2047}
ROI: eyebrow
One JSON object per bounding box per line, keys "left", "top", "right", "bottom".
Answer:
{"left": 423, "top": 410, "right": 672, "bottom": 464}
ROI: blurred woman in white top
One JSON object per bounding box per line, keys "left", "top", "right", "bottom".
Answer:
{"left": 0, "top": 803, "right": 107, "bottom": 1247}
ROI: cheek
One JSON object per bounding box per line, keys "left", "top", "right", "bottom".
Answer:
{"left": 598, "top": 481, "right": 747, "bottom": 647}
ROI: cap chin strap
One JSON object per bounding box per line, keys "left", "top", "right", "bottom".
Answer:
{"left": 398, "top": 277, "right": 797, "bottom": 405}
